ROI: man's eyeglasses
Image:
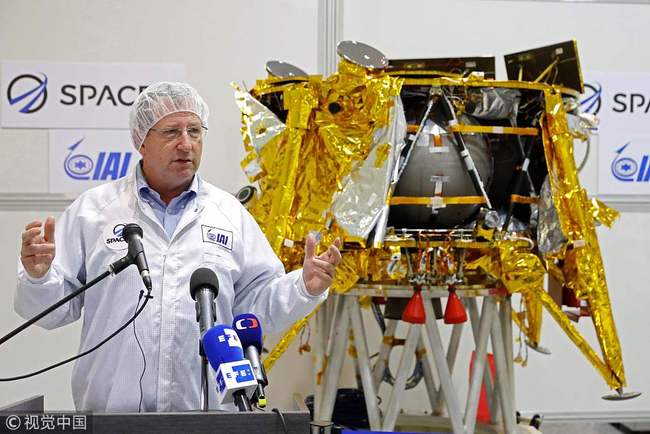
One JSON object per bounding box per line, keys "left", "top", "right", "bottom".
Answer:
{"left": 149, "top": 125, "right": 208, "bottom": 142}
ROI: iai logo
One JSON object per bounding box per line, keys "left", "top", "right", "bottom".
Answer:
{"left": 201, "top": 225, "right": 233, "bottom": 251}
{"left": 610, "top": 142, "right": 650, "bottom": 183}
{"left": 49, "top": 129, "right": 138, "bottom": 194}
{"left": 580, "top": 82, "right": 602, "bottom": 115}
{"left": 6, "top": 73, "right": 48, "bottom": 114}
{"left": 64, "top": 138, "right": 132, "bottom": 181}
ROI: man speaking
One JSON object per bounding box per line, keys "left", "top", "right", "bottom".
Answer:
{"left": 15, "top": 82, "right": 341, "bottom": 412}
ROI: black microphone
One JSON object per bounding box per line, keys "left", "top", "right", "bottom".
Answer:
{"left": 190, "top": 268, "right": 219, "bottom": 336}
{"left": 122, "top": 223, "right": 152, "bottom": 291}
{"left": 191, "top": 268, "right": 220, "bottom": 411}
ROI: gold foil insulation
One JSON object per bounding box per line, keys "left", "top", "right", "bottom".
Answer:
{"left": 235, "top": 64, "right": 626, "bottom": 390}
{"left": 540, "top": 89, "right": 625, "bottom": 388}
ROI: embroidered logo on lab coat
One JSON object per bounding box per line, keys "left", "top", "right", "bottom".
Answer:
{"left": 201, "top": 225, "right": 233, "bottom": 251}
{"left": 103, "top": 222, "right": 128, "bottom": 250}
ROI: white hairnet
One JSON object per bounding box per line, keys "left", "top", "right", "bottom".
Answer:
{"left": 129, "top": 81, "right": 209, "bottom": 150}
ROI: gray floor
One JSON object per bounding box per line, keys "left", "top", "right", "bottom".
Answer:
{"left": 541, "top": 422, "right": 650, "bottom": 434}
{"left": 393, "top": 414, "right": 650, "bottom": 433}
{"left": 540, "top": 422, "right": 629, "bottom": 434}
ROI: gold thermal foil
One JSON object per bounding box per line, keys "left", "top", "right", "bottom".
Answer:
{"left": 331, "top": 96, "right": 406, "bottom": 240}
{"left": 232, "top": 83, "right": 286, "bottom": 153}
{"left": 465, "top": 240, "right": 545, "bottom": 348}
{"left": 498, "top": 243, "right": 546, "bottom": 296}
{"left": 330, "top": 253, "right": 363, "bottom": 294}
{"left": 263, "top": 306, "right": 319, "bottom": 372}
{"left": 522, "top": 291, "right": 543, "bottom": 347}
{"left": 237, "top": 60, "right": 403, "bottom": 369}
{"left": 590, "top": 198, "right": 620, "bottom": 229}
{"left": 541, "top": 89, "right": 625, "bottom": 388}
{"left": 538, "top": 290, "right": 623, "bottom": 388}
{"left": 237, "top": 60, "right": 627, "bottom": 391}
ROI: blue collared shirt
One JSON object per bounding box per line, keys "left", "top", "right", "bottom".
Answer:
{"left": 135, "top": 164, "right": 198, "bottom": 238}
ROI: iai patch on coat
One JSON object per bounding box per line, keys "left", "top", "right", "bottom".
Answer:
{"left": 201, "top": 225, "right": 233, "bottom": 251}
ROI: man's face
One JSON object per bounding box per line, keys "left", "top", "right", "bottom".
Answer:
{"left": 139, "top": 112, "right": 204, "bottom": 195}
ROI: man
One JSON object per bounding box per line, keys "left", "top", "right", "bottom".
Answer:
{"left": 15, "top": 82, "right": 341, "bottom": 412}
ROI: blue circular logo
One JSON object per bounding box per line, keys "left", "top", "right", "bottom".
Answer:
{"left": 580, "top": 82, "right": 602, "bottom": 115}
{"left": 65, "top": 155, "right": 94, "bottom": 176}
{"left": 113, "top": 224, "right": 125, "bottom": 237}
{"left": 612, "top": 157, "right": 637, "bottom": 181}
{"left": 207, "top": 230, "right": 216, "bottom": 241}
{"left": 7, "top": 73, "right": 48, "bottom": 114}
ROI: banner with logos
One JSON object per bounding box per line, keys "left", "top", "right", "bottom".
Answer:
{"left": 49, "top": 129, "right": 138, "bottom": 194}
{"left": 1, "top": 61, "right": 186, "bottom": 129}
{"left": 582, "top": 72, "right": 650, "bottom": 197}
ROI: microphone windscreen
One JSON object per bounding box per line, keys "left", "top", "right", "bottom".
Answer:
{"left": 202, "top": 325, "right": 244, "bottom": 371}
{"left": 189, "top": 267, "right": 219, "bottom": 300}
{"left": 233, "top": 313, "right": 263, "bottom": 352}
{"left": 122, "top": 223, "right": 143, "bottom": 241}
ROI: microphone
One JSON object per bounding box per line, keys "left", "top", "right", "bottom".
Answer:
{"left": 202, "top": 325, "right": 257, "bottom": 411}
{"left": 233, "top": 313, "right": 268, "bottom": 407}
{"left": 190, "top": 268, "right": 219, "bottom": 335}
{"left": 122, "top": 223, "right": 152, "bottom": 291}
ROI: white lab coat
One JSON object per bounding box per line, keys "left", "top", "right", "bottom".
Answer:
{"left": 14, "top": 170, "right": 326, "bottom": 412}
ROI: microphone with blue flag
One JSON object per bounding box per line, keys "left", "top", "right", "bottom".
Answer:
{"left": 202, "top": 324, "right": 256, "bottom": 411}
{"left": 233, "top": 313, "right": 268, "bottom": 408}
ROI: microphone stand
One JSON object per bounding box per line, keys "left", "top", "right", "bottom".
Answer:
{"left": 233, "top": 390, "right": 253, "bottom": 412}
{"left": 199, "top": 343, "right": 210, "bottom": 412}
{"left": 193, "top": 288, "right": 216, "bottom": 411}
{"left": 0, "top": 256, "right": 132, "bottom": 347}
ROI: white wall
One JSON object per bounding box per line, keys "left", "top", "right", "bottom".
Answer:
{"left": 1, "top": 0, "right": 649, "bottom": 418}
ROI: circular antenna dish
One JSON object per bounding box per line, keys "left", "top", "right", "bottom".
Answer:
{"left": 336, "top": 40, "right": 388, "bottom": 70}
{"left": 265, "top": 61, "right": 308, "bottom": 79}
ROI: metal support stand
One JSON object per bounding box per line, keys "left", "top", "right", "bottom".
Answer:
{"left": 466, "top": 297, "right": 499, "bottom": 423}
{"left": 382, "top": 324, "right": 423, "bottom": 431}
{"left": 315, "top": 287, "right": 516, "bottom": 434}
{"left": 349, "top": 297, "right": 382, "bottom": 430}
{"left": 423, "top": 300, "right": 466, "bottom": 434}
{"left": 317, "top": 295, "right": 352, "bottom": 421}
{"left": 465, "top": 297, "right": 497, "bottom": 434}
{"left": 491, "top": 305, "right": 517, "bottom": 434}
{"left": 201, "top": 357, "right": 210, "bottom": 411}
{"left": 433, "top": 321, "right": 464, "bottom": 415}
{"left": 371, "top": 319, "right": 397, "bottom": 391}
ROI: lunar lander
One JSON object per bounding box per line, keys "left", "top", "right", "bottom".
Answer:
{"left": 233, "top": 40, "right": 640, "bottom": 433}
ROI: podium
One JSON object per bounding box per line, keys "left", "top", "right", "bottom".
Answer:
{"left": 0, "top": 396, "right": 310, "bottom": 434}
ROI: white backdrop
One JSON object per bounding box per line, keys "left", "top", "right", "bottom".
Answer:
{"left": 0, "top": 0, "right": 649, "bottom": 418}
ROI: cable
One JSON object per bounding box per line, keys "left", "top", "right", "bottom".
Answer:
{"left": 0, "top": 269, "right": 112, "bottom": 347}
{"left": 272, "top": 408, "right": 289, "bottom": 434}
{"left": 0, "top": 289, "right": 153, "bottom": 382}
{"left": 132, "top": 290, "right": 147, "bottom": 412}
{"left": 370, "top": 301, "right": 386, "bottom": 334}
